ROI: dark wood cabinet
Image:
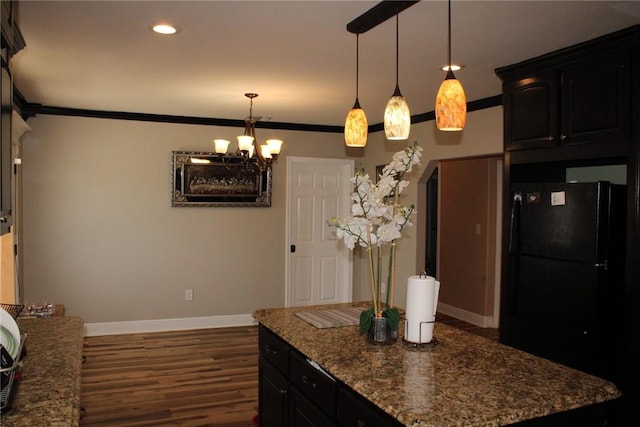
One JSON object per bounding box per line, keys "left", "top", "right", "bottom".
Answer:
{"left": 337, "top": 386, "right": 402, "bottom": 427}
{"left": 1, "top": 61, "right": 12, "bottom": 236}
{"left": 503, "top": 71, "right": 559, "bottom": 150}
{"left": 560, "top": 49, "right": 630, "bottom": 147}
{"left": 1, "top": 0, "right": 26, "bottom": 59}
{"left": 258, "top": 325, "right": 401, "bottom": 427}
{"left": 498, "top": 28, "right": 635, "bottom": 163}
{"left": 289, "top": 352, "right": 337, "bottom": 417}
{"left": 259, "top": 355, "right": 289, "bottom": 427}
{"left": 289, "top": 387, "right": 334, "bottom": 427}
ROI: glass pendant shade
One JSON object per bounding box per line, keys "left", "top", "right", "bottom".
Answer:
{"left": 435, "top": 70, "right": 467, "bottom": 131}
{"left": 345, "top": 99, "right": 368, "bottom": 147}
{"left": 384, "top": 14, "right": 410, "bottom": 141}
{"left": 384, "top": 86, "right": 410, "bottom": 140}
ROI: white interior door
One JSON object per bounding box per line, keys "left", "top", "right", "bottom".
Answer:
{"left": 286, "top": 157, "right": 354, "bottom": 307}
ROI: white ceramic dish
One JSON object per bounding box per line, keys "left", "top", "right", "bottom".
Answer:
{"left": 0, "top": 308, "right": 21, "bottom": 359}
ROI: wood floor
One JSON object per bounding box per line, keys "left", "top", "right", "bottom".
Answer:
{"left": 80, "top": 315, "right": 497, "bottom": 426}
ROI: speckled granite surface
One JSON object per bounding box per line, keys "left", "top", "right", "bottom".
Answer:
{"left": 1, "top": 316, "right": 84, "bottom": 426}
{"left": 254, "top": 303, "right": 621, "bottom": 427}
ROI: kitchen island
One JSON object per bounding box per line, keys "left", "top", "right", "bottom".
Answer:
{"left": 1, "top": 316, "right": 84, "bottom": 426}
{"left": 253, "top": 303, "right": 621, "bottom": 426}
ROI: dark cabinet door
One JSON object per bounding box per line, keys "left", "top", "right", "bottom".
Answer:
{"left": 337, "top": 386, "right": 402, "bottom": 427}
{"left": 561, "top": 49, "right": 631, "bottom": 146}
{"left": 1, "top": 0, "right": 26, "bottom": 58}
{"left": 503, "top": 71, "right": 559, "bottom": 151}
{"left": 1, "top": 64, "right": 12, "bottom": 235}
{"left": 289, "top": 387, "right": 335, "bottom": 427}
{"left": 259, "top": 356, "right": 289, "bottom": 427}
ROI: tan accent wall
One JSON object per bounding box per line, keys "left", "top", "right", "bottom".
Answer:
{"left": 1, "top": 230, "right": 15, "bottom": 303}
{"left": 438, "top": 157, "right": 498, "bottom": 317}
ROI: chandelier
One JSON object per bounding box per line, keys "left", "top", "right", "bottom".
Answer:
{"left": 213, "top": 93, "right": 283, "bottom": 172}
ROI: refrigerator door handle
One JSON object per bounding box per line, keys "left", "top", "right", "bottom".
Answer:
{"left": 509, "top": 192, "right": 522, "bottom": 254}
{"left": 508, "top": 191, "right": 522, "bottom": 313}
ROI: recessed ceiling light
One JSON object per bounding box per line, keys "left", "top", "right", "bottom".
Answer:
{"left": 152, "top": 24, "right": 179, "bottom": 35}
{"left": 441, "top": 65, "right": 464, "bottom": 72}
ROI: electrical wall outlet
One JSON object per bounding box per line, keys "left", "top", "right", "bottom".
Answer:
{"left": 185, "top": 289, "right": 193, "bottom": 301}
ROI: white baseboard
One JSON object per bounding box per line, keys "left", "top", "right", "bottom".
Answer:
{"left": 437, "top": 303, "right": 496, "bottom": 328}
{"left": 84, "top": 313, "right": 257, "bottom": 337}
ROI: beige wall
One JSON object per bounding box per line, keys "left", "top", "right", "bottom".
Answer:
{"left": 20, "top": 106, "right": 503, "bottom": 324}
{"left": 1, "top": 230, "right": 15, "bottom": 303}
{"left": 20, "top": 115, "right": 355, "bottom": 323}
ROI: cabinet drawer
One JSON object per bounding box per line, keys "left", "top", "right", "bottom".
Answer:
{"left": 259, "top": 325, "right": 291, "bottom": 375}
{"left": 290, "top": 352, "right": 337, "bottom": 418}
{"left": 337, "top": 386, "right": 402, "bottom": 427}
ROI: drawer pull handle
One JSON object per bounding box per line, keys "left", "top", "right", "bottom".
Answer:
{"left": 301, "top": 375, "right": 318, "bottom": 389}
{"left": 265, "top": 344, "right": 278, "bottom": 355}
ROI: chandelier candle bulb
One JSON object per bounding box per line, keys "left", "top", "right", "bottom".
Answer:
{"left": 404, "top": 275, "right": 440, "bottom": 344}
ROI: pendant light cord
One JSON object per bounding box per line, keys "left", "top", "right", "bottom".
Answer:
{"left": 395, "top": 13, "right": 399, "bottom": 86}
{"left": 355, "top": 33, "right": 360, "bottom": 100}
{"left": 447, "top": 0, "right": 452, "bottom": 68}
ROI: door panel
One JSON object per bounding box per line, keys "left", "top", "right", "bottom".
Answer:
{"left": 287, "top": 158, "right": 353, "bottom": 307}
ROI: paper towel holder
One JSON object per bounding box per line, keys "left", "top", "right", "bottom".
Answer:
{"left": 403, "top": 319, "right": 438, "bottom": 349}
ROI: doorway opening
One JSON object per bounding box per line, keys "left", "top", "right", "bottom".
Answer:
{"left": 425, "top": 166, "right": 438, "bottom": 277}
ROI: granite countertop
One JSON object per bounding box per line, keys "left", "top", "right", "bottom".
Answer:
{"left": 253, "top": 302, "right": 622, "bottom": 427}
{"left": 1, "top": 316, "right": 84, "bottom": 427}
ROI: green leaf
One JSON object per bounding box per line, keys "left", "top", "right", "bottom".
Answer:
{"left": 383, "top": 307, "right": 400, "bottom": 332}
{"left": 359, "top": 307, "right": 374, "bottom": 336}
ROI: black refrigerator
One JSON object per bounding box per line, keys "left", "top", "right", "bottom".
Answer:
{"left": 500, "top": 181, "right": 626, "bottom": 382}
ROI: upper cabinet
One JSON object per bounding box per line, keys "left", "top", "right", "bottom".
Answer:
{"left": 1, "top": 63, "right": 11, "bottom": 235}
{"left": 560, "top": 49, "right": 630, "bottom": 147}
{"left": 497, "top": 26, "right": 638, "bottom": 163}
{"left": 1, "top": 0, "right": 26, "bottom": 59}
{"left": 502, "top": 70, "right": 559, "bottom": 150}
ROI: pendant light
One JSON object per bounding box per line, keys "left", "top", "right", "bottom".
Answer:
{"left": 435, "top": 0, "right": 466, "bottom": 131}
{"left": 384, "top": 13, "right": 410, "bottom": 140}
{"left": 345, "top": 34, "right": 368, "bottom": 147}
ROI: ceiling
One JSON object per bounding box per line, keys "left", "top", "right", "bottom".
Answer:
{"left": 9, "top": 1, "right": 640, "bottom": 129}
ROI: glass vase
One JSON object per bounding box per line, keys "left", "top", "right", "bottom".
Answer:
{"left": 367, "top": 316, "right": 398, "bottom": 345}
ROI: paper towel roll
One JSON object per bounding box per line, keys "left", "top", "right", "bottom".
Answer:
{"left": 404, "top": 275, "right": 440, "bottom": 343}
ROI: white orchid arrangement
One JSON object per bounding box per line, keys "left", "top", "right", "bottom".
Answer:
{"left": 330, "top": 142, "right": 422, "bottom": 335}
